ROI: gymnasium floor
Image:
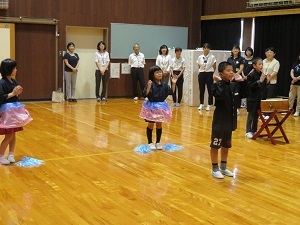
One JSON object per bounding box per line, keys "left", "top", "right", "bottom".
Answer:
{"left": 0, "top": 99, "right": 299, "bottom": 225}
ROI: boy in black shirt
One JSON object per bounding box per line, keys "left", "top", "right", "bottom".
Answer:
{"left": 210, "top": 62, "right": 241, "bottom": 179}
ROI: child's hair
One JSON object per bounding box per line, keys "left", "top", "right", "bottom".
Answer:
{"left": 203, "top": 43, "right": 212, "bottom": 49}
{"left": 231, "top": 45, "right": 241, "bottom": 57}
{"left": 252, "top": 57, "right": 263, "bottom": 65}
{"left": 175, "top": 47, "right": 182, "bottom": 52}
{"left": 218, "top": 61, "right": 232, "bottom": 73}
{"left": 265, "top": 47, "right": 276, "bottom": 54}
{"left": 149, "top": 66, "right": 162, "bottom": 81}
{"left": 97, "top": 41, "right": 106, "bottom": 51}
{"left": 296, "top": 53, "right": 300, "bottom": 64}
{"left": 244, "top": 47, "right": 254, "bottom": 56}
{"left": 159, "top": 44, "right": 169, "bottom": 55}
{"left": 67, "top": 42, "right": 75, "bottom": 50}
{"left": 0, "top": 58, "right": 17, "bottom": 78}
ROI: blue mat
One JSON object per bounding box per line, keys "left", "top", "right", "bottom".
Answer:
{"left": 134, "top": 143, "right": 183, "bottom": 154}
{"left": 15, "top": 157, "right": 45, "bottom": 167}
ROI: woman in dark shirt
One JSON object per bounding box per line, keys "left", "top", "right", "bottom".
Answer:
{"left": 289, "top": 53, "right": 300, "bottom": 116}
{"left": 0, "top": 59, "right": 32, "bottom": 165}
{"left": 242, "top": 47, "right": 254, "bottom": 79}
{"left": 63, "top": 42, "right": 80, "bottom": 102}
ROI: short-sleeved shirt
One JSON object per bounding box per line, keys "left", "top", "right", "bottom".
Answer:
{"left": 196, "top": 53, "right": 216, "bottom": 72}
{"left": 143, "top": 81, "right": 172, "bottom": 102}
{"left": 227, "top": 56, "right": 245, "bottom": 73}
{"left": 170, "top": 56, "right": 186, "bottom": 71}
{"left": 291, "top": 63, "right": 300, "bottom": 85}
{"left": 0, "top": 77, "right": 19, "bottom": 104}
{"left": 243, "top": 57, "right": 254, "bottom": 76}
{"left": 95, "top": 51, "right": 110, "bottom": 70}
{"left": 263, "top": 58, "right": 280, "bottom": 84}
{"left": 128, "top": 52, "right": 146, "bottom": 68}
{"left": 63, "top": 52, "right": 79, "bottom": 72}
{"left": 156, "top": 55, "right": 172, "bottom": 72}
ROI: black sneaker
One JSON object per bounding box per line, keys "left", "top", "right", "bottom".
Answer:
{"left": 72, "top": 98, "right": 77, "bottom": 102}
{"left": 67, "top": 99, "right": 73, "bottom": 102}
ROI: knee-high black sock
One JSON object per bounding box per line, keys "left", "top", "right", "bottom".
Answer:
{"left": 156, "top": 128, "right": 162, "bottom": 143}
{"left": 146, "top": 127, "right": 153, "bottom": 144}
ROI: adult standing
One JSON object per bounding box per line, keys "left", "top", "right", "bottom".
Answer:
{"left": 288, "top": 53, "right": 300, "bottom": 116}
{"left": 129, "top": 43, "right": 146, "bottom": 101}
{"left": 242, "top": 47, "right": 254, "bottom": 79}
{"left": 262, "top": 47, "right": 280, "bottom": 99}
{"left": 156, "top": 45, "right": 172, "bottom": 84}
{"left": 63, "top": 42, "right": 79, "bottom": 102}
{"left": 196, "top": 43, "right": 216, "bottom": 111}
{"left": 227, "top": 45, "right": 245, "bottom": 114}
{"left": 95, "top": 41, "right": 110, "bottom": 102}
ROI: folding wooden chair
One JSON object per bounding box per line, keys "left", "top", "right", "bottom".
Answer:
{"left": 252, "top": 98, "right": 294, "bottom": 145}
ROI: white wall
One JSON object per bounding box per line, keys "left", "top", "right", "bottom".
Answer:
{"left": 0, "top": 23, "right": 14, "bottom": 61}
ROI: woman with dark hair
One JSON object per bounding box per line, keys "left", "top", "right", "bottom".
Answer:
{"left": 289, "top": 53, "right": 300, "bottom": 116}
{"left": 95, "top": 41, "right": 110, "bottom": 102}
{"left": 242, "top": 47, "right": 254, "bottom": 79}
{"left": 63, "top": 42, "right": 80, "bottom": 102}
{"left": 156, "top": 44, "right": 172, "bottom": 84}
{"left": 227, "top": 45, "right": 245, "bottom": 114}
{"left": 262, "top": 47, "right": 280, "bottom": 99}
{"left": 139, "top": 66, "right": 177, "bottom": 150}
{"left": 0, "top": 59, "right": 32, "bottom": 164}
{"left": 196, "top": 43, "right": 216, "bottom": 111}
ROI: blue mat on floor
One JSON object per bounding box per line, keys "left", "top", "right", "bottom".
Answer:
{"left": 134, "top": 143, "right": 183, "bottom": 154}
{"left": 15, "top": 157, "right": 45, "bottom": 167}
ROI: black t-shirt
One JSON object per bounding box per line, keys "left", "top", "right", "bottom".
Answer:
{"left": 0, "top": 77, "right": 19, "bottom": 104}
{"left": 227, "top": 56, "right": 245, "bottom": 73}
{"left": 292, "top": 63, "right": 300, "bottom": 85}
{"left": 63, "top": 52, "right": 79, "bottom": 72}
{"left": 243, "top": 58, "right": 253, "bottom": 76}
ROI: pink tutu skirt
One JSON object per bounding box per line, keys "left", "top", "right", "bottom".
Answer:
{"left": 0, "top": 102, "right": 33, "bottom": 129}
{"left": 139, "top": 100, "right": 172, "bottom": 122}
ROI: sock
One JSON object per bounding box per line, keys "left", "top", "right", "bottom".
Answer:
{"left": 212, "top": 163, "right": 219, "bottom": 172}
{"left": 156, "top": 128, "right": 162, "bottom": 143}
{"left": 146, "top": 127, "right": 153, "bottom": 144}
{"left": 220, "top": 161, "right": 227, "bottom": 170}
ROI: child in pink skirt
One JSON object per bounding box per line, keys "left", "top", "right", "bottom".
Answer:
{"left": 0, "top": 59, "right": 32, "bottom": 164}
{"left": 139, "top": 66, "right": 177, "bottom": 150}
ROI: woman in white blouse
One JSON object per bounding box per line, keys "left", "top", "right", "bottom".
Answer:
{"left": 262, "top": 47, "right": 280, "bottom": 99}
{"left": 156, "top": 45, "right": 172, "bottom": 84}
{"left": 95, "top": 41, "right": 110, "bottom": 102}
{"left": 196, "top": 43, "right": 216, "bottom": 111}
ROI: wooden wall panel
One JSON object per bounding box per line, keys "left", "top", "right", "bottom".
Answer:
{"left": 202, "top": 0, "right": 250, "bottom": 15}
{"left": 15, "top": 24, "right": 56, "bottom": 100}
{"left": 0, "top": 0, "right": 201, "bottom": 98}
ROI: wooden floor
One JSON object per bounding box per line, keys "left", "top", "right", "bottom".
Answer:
{"left": 0, "top": 99, "right": 300, "bottom": 225}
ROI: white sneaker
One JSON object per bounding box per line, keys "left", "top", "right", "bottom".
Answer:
{"left": 198, "top": 104, "right": 204, "bottom": 110}
{"left": 206, "top": 105, "right": 211, "bottom": 111}
{"left": 263, "top": 115, "right": 270, "bottom": 120}
{"left": 133, "top": 97, "right": 138, "bottom": 101}
{"left": 220, "top": 168, "right": 234, "bottom": 177}
{"left": 237, "top": 109, "right": 240, "bottom": 115}
{"left": 7, "top": 155, "right": 15, "bottom": 163}
{"left": 156, "top": 143, "right": 163, "bottom": 150}
{"left": 148, "top": 143, "right": 157, "bottom": 150}
{"left": 176, "top": 103, "right": 180, "bottom": 107}
{"left": 245, "top": 132, "right": 253, "bottom": 139}
{"left": 172, "top": 103, "right": 176, "bottom": 106}
{"left": 0, "top": 156, "right": 10, "bottom": 165}
{"left": 294, "top": 111, "right": 299, "bottom": 117}
{"left": 211, "top": 170, "right": 224, "bottom": 179}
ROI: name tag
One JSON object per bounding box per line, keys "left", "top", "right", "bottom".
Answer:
{"left": 234, "top": 92, "right": 239, "bottom": 96}
{"left": 248, "top": 61, "right": 252, "bottom": 65}
{"left": 236, "top": 68, "right": 239, "bottom": 72}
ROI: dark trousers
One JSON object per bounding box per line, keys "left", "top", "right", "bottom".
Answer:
{"left": 267, "top": 84, "right": 277, "bottom": 99}
{"left": 198, "top": 72, "right": 214, "bottom": 105}
{"left": 131, "top": 67, "right": 145, "bottom": 97}
{"left": 172, "top": 71, "right": 184, "bottom": 103}
{"left": 95, "top": 70, "right": 108, "bottom": 98}
{"left": 246, "top": 111, "right": 259, "bottom": 133}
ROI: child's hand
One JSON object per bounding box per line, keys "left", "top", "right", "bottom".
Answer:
{"left": 147, "top": 80, "right": 152, "bottom": 86}
{"left": 213, "top": 75, "right": 221, "bottom": 81}
{"left": 234, "top": 73, "right": 244, "bottom": 82}
{"left": 260, "top": 73, "right": 267, "bottom": 83}
{"left": 13, "top": 85, "right": 23, "bottom": 96}
{"left": 171, "top": 75, "right": 178, "bottom": 83}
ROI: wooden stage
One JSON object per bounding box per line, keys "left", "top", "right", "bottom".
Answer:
{"left": 0, "top": 99, "right": 299, "bottom": 225}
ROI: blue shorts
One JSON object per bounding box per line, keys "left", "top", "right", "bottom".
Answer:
{"left": 210, "top": 130, "right": 232, "bottom": 149}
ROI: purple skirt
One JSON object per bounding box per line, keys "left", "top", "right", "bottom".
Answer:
{"left": 139, "top": 100, "right": 172, "bottom": 122}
